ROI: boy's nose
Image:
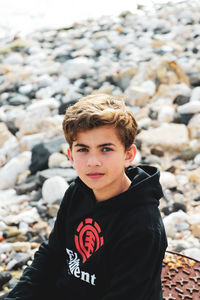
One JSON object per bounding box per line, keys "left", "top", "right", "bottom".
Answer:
{"left": 87, "top": 155, "right": 102, "bottom": 167}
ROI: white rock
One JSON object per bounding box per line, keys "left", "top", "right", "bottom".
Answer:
{"left": 42, "top": 176, "right": 69, "bottom": 204}
{"left": 0, "top": 221, "right": 7, "bottom": 231}
{"left": 158, "top": 105, "right": 175, "bottom": 122}
{"left": 0, "top": 123, "right": 19, "bottom": 161}
{"left": 0, "top": 189, "right": 16, "bottom": 207}
{"left": 48, "top": 152, "right": 70, "bottom": 168}
{"left": 194, "top": 153, "right": 200, "bottom": 165}
{"left": 125, "top": 80, "right": 156, "bottom": 106}
{"left": 182, "top": 248, "right": 200, "bottom": 261}
{"left": 4, "top": 207, "right": 40, "bottom": 224}
{"left": 19, "top": 133, "right": 45, "bottom": 151}
{"left": 176, "top": 175, "right": 189, "bottom": 186}
{"left": 0, "top": 243, "right": 12, "bottom": 254}
{"left": 137, "top": 123, "right": 189, "bottom": 150}
{"left": 163, "top": 210, "right": 189, "bottom": 238}
{"left": 188, "top": 213, "right": 200, "bottom": 225}
{"left": 4, "top": 53, "right": 24, "bottom": 64}
{"left": 19, "top": 221, "right": 30, "bottom": 232}
{"left": 16, "top": 111, "right": 64, "bottom": 139}
{"left": 188, "top": 113, "right": 200, "bottom": 138}
{"left": 11, "top": 242, "right": 31, "bottom": 253}
{"left": 160, "top": 171, "right": 177, "bottom": 189}
{"left": 0, "top": 151, "right": 32, "bottom": 189}
{"left": 0, "top": 153, "right": 6, "bottom": 167}
{"left": 190, "top": 86, "right": 200, "bottom": 101}
{"left": 93, "top": 37, "right": 110, "bottom": 51}
{"left": 157, "top": 83, "right": 191, "bottom": 100}
{"left": 19, "top": 84, "right": 34, "bottom": 95}
{"left": 27, "top": 98, "right": 59, "bottom": 112}
{"left": 141, "top": 80, "right": 156, "bottom": 96}
{"left": 177, "top": 101, "right": 200, "bottom": 114}
{"left": 62, "top": 57, "right": 94, "bottom": 79}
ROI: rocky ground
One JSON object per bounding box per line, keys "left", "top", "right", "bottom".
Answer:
{"left": 0, "top": 0, "right": 200, "bottom": 294}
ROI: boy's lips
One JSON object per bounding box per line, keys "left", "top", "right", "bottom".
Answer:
{"left": 86, "top": 172, "right": 105, "bottom": 179}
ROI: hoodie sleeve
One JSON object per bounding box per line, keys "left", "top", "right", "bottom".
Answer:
{"left": 5, "top": 187, "right": 70, "bottom": 300}
{"left": 102, "top": 226, "right": 165, "bottom": 300}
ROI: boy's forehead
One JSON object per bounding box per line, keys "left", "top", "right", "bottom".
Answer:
{"left": 72, "top": 126, "right": 122, "bottom": 146}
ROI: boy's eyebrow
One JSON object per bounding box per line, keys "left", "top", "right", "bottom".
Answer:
{"left": 74, "top": 143, "right": 116, "bottom": 148}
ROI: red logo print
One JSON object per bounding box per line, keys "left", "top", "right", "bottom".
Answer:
{"left": 75, "top": 218, "right": 104, "bottom": 263}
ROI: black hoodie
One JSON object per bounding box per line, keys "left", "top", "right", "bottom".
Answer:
{"left": 6, "top": 165, "right": 167, "bottom": 300}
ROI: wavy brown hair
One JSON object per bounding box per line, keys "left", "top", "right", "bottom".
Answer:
{"left": 62, "top": 94, "right": 138, "bottom": 150}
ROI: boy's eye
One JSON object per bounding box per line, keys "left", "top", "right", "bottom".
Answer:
{"left": 77, "top": 148, "right": 88, "bottom": 152}
{"left": 102, "top": 147, "right": 112, "bottom": 152}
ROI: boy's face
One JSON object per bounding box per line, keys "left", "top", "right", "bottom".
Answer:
{"left": 67, "top": 125, "right": 136, "bottom": 202}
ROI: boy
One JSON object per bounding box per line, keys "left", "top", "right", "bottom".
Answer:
{"left": 3, "top": 94, "right": 167, "bottom": 299}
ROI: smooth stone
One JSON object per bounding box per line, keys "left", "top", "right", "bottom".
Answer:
{"left": 30, "top": 137, "right": 66, "bottom": 174}
{"left": 48, "top": 152, "right": 70, "bottom": 168}
{"left": 8, "top": 94, "right": 29, "bottom": 106}
{"left": 18, "top": 84, "right": 35, "bottom": 95}
{"left": 27, "top": 98, "right": 59, "bottom": 112}
{"left": 190, "top": 86, "right": 200, "bottom": 101}
{"left": 157, "top": 105, "right": 175, "bottom": 122}
{"left": 46, "top": 204, "right": 59, "bottom": 217}
{"left": 188, "top": 113, "right": 200, "bottom": 138}
{"left": 125, "top": 80, "right": 156, "bottom": 106}
{"left": 4, "top": 207, "right": 40, "bottom": 224}
{"left": 190, "top": 223, "right": 200, "bottom": 238}
{"left": 4, "top": 53, "right": 24, "bottom": 65}
{"left": 163, "top": 210, "right": 189, "bottom": 238}
{"left": 160, "top": 171, "right": 177, "bottom": 189}
{"left": 0, "top": 244, "right": 12, "bottom": 254}
{"left": 177, "top": 101, "right": 200, "bottom": 114}
{"left": 150, "top": 148, "right": 164, "bottom": 157}
{"left": 11, "top": 242, "right": 31, "bottom": 253}
{"left": 182, "top": 248, "right": 200, "bottom": 261}
{"left": 3, "top": 226, "right": 21, "bottom": 238}
{"left": 189, "top": 72, "right": 200, "bottom": 87}
{"left": 187, "top": 167, "right": 200, "bottom": 184}
{"left": 37, "top": 168, "right": 77, "bottom": 184}
{"left": 0, "top": 151, "right": 32, "bottom": 190}
{"left": 162, "top": 202, "right": 187, "bottom": 216}
{"left": 6, "top": 253, "right": 30, "bottom": 271}
{"left": 176, "top": 113, "right": 194, "bottom": 125}
{"left": 173, "top": 95, "right": 190, "bottom": 106}
{"left": 19, "top": 133, "right": 46, "bottom": 151}
{"left": 194, "top": 153, "right": 200, "bottom": 165}
{"left": 61, "top": 57, "right": 94, "bottom": 79}
{"left": 15, "top": 107, "right": 51, "bottom": 138}
{"left": 15, "top": 179, "right": 40, "bottom": 195}
{"left": 143, "top": 154, "right": 162, "bottom": 165}
{"left": 93, "top": 37, "right": 110, "bottom": 51}
{"left": 182, "top": 149, "right": 200, "bottom": 161}
{"left": 0, "top": 123, "right": 14, "bottom": 147}
{"left": 156, "top": 83, "right": 191, "bottom": 100}
{"left": 0, "top": 221, "right": 7, "bottom": 231}
{"left": 42, "top": 176, "right": 69, "bottom": 204}
{"left": 0, "top": 123, "right": 19, "bottom": 161}
{"left": 137, "top": 123, "right": 189, "bottom": 150}
{"left": 173, "top": 240, "right": 191, "bottom": 252}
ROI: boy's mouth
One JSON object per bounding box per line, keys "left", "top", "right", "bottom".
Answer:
{"left": 86, "top": 173, "right": 104, "bottom": 179}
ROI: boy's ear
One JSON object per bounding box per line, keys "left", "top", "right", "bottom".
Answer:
{"left": 124, "top": 144, "right": 137, "bottom": 168}
{"left": 67, "top": 148, "right": 74, "bottom": 166}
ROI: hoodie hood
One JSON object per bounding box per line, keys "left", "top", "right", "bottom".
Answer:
{"left": 75, "top": 165, "right": 163, "bottom": 211}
